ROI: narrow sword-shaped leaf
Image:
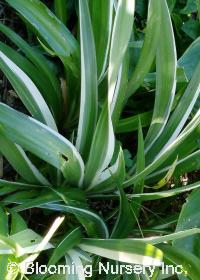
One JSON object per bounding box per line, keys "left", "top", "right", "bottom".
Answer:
{"left": 111, "top": 188, "right": 133, "bottom": 238}
{"left": 0, "top": 103, "right": 84, "bottom": 186}
{"left": 146, "top": 59, "right": 200, "bottom": 162}
{"left": 89, "top": 0, "right": 114, "bottom": 79}
{"left": 5, "top": 0, "right": 79, "bottom": 77}
{"left": 76, "top": 0, "right": 98, "bottom": 161}
{"left": 126, "top": 0, "right": 161, "bottom": 98}
{"left": 89, "top": 146, "right": 125, "bottom": 193}
{"left": 0, "top": 51, "right": 57, "bottom": 131}
{"left": 89, "top": 181, "right": 200, "bottom": 201}
{"left": 147, "top": 151, "right": 200, "bottom": 184}
{"left": 20, "top": 202, "right": 109, "bottom": 239}
{"left": 116, "top": 111, "right": 152, "bottom": 133}
{"left": 0, "top": 180, "right": 43, "bottom": 195}
{"left": 0, "top": 135, "right": 49, "bottom": 185}
{"left": 48, "top": 227, "right": 82, "bottom": 266}
{"left": 10, "top": 212, "right": 27, "bottom": 235}
{"left": 54, "top": 0, "right": 67, "bottom": 25}
{"left": 84, "top": 0, "right": 135, "bottom": 188}
{"left": 0, "top": 23, "right": 62, "bottom": 121}
{"left": 134, "top": 229, "right": 200, "bottom": 246}
{"left": 178, "top": 33, "right": 200, "bottom": 80}
{"left": 173, "top": 187, "right": 200, "bottom": 258}
{"left": 158, "top": 244, "right": 200, "bottom": 280}
{"left": 145, "top": 0, "right": 177, "bottom": 151}
{"left": 83, "top": 105, "right": 115, "bottom": 188}
{"left": 131, "top": 120, "right": 145, "bottom": 220}
{"left": 79, "top": 239, "right": 163, "bottom": 266}
{"left": 128, "top": 181, "right": 200, "bottom": 201}
{"left": 108, "top": 0, "right": 135, "bottom": 105}
{"left": 123, "top": 109, "right": 200, "bottom": 187}
{"left": 111, "top": 51, "right": 129, "bottom": 129}
{"left": 0, "top": 208, "right": 8, "bottom": 236}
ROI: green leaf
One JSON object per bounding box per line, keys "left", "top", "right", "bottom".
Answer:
{"left": 108, "top": 0, "right": 135, "bottom": 104}
{"left": 3, "top": 190, "right": 38, "bottom": 206}
{"left": 181, "top": 18, "right": 200, "bottom": 40}
{"left": 84, "top": 105, "right": 115, "bottom": 188}
{"left": 153, "top": 157, "right": 178, "bottom": 190}
{"left": 178, "top": 37, "right": 200, "bottom": 114}
{"left": 116, "top": 111, "right": 152, "bottom": 133}
{"left": 0, "top": 23, "right": 62, "bottom": 121}
{"left": 65, "top": 248, "right": 91, "bottom": 280}
{"left": 131, "top": 119, "right": 145, "bottom": 220}
{"left": 76, "top": 0, "right": 98, "bottom": 161}
{"left": 10, "top": 212, "right": 27, "bottom": 235}
{"left": 145, "top": 0, "right": 177, "bottom": 150}
{"left": 128, "top": 181, "right": 200, "bottom": 201}
{"left": 158, "top": 244, "right": 200, "bottom": 280}
{"left": 0, "top": 103, "right": 84, "bottom": 186}
{"left": 54, "top": 0, "right": 67, "bottom": 24}
{"left": 180, "top": 0, "right": 198, "bottom": 14}
{"left": 0, "top": 229, "right": 53, "bottom": 256}
{"left": 39, "top": 203, "right": 109, "bottom": 239}
{"left": 126, "top": 0, "right": 161, "bottom": 98}
{"left": 111, "top": 188, "right": 133, "bottom": 238}
{"left": 48, "top": 227, "right": 82, "bottom": 266}
{"left": 89, "top": 0, "right": 113, "bottom": 79}
{"left": 14, "top": 199, "right": 108, "bottom": 239}
{"left": 0, "top": 207, "right": 8, "bottom": 236}
{"left": 124, "top": 109, "right": 200, "bottom": 187}
{"left": 6, "top": 0, "right": 79, "bottom": 76}
{"left": 0, "top": 256, "right": 10, "bottom": 280}
{"left": 173, "top": 187, "right": 200, "bottom": 258}
{"left": 147, "top": 150, "right": 200, "bottom": 183}
{"left": 0, "top": 51, "right": 57, "bottom": 131}
{"left": 178, "top": 36, "right": 200, "bottom": 80}
{"left": 0, "top": 135, "right": 49, "bottom": 185}
{"left": 167, "top": 0, "right": 176, "bottom": 12}
{"left": 0, "top": 179, "right": 42, "bottom": 196}
{"left": 20, "top": 216, "right": 64, "bottom": 270}
{"left": 79, "top": 239, "right": 163, "bottom": 266}
{"left": 111, "top": 51, "right": 129, "bottom": 129}
{"left": 133, "top": 228, "right": 200, "bottom": 245}
{"left": 83, "top": 0, "right": 134, "bottom": 187}
{"left": 146, "top": 58, "right": 200, "bottom": 163}
{"left": 90, "top": 146, "right": 125, "bottom": 193}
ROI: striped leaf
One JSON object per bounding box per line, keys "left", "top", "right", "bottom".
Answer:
{"left": 0, "top": 51, "right": 57, "bottom": 131}
{"left": 126, "top": 0, "right": 162, "bottom": 98}
{"left": 76, "top": 0, "right": 98, "bottom": 161}
{"left": 0, "top": 23, "right": 62, "bottom": 121}
{"left": 89, "top": 0, "right": 114, "bottom": 79}
{"left": 146, "top": 58, "right": 200, "bottom": 162}
{"left": 108, "top": 0, "right": 135, "bottom": 105}
{"left": 79, "top": 239, "right": 163, "bottom": 266}
{"left": 0, "top": 103, "right": 84, "bottom": 186}
{"left": 54, "top": 0, "right": 67, "bottom": 24}
{"left": 5, "top": 0, "right": 79, "bottom": 76}
{"left": 0, "top": 135, "right": 49, "bottom": 185}
{"left": 123, "top": 109, "right": 200, "bottom": 187}
{"left": 145, "top": 0, "right": 177, "bottom": 151}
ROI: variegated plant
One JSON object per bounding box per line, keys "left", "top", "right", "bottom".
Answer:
{"left": 0, "top": 0, "right": 200, "bottom": 279}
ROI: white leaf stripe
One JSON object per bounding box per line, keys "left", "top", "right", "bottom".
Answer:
{"left": 108, "top": 0, "right": 135, "bottom": 106}
{"left": 76, "top": 0, "right": 98, "bottom": 160}
{"left": 0, "top": 51, "right": 57, "bottom": 131}
{"left": 0, "top": 103, "right": 84, "bottom": 186}
{"left": 145, "top": 0, "right": 177, "bottom": 151}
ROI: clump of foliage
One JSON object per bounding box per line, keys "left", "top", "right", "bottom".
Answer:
{"left": 0, "top": 0, "right": 200, "bottom": 279}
